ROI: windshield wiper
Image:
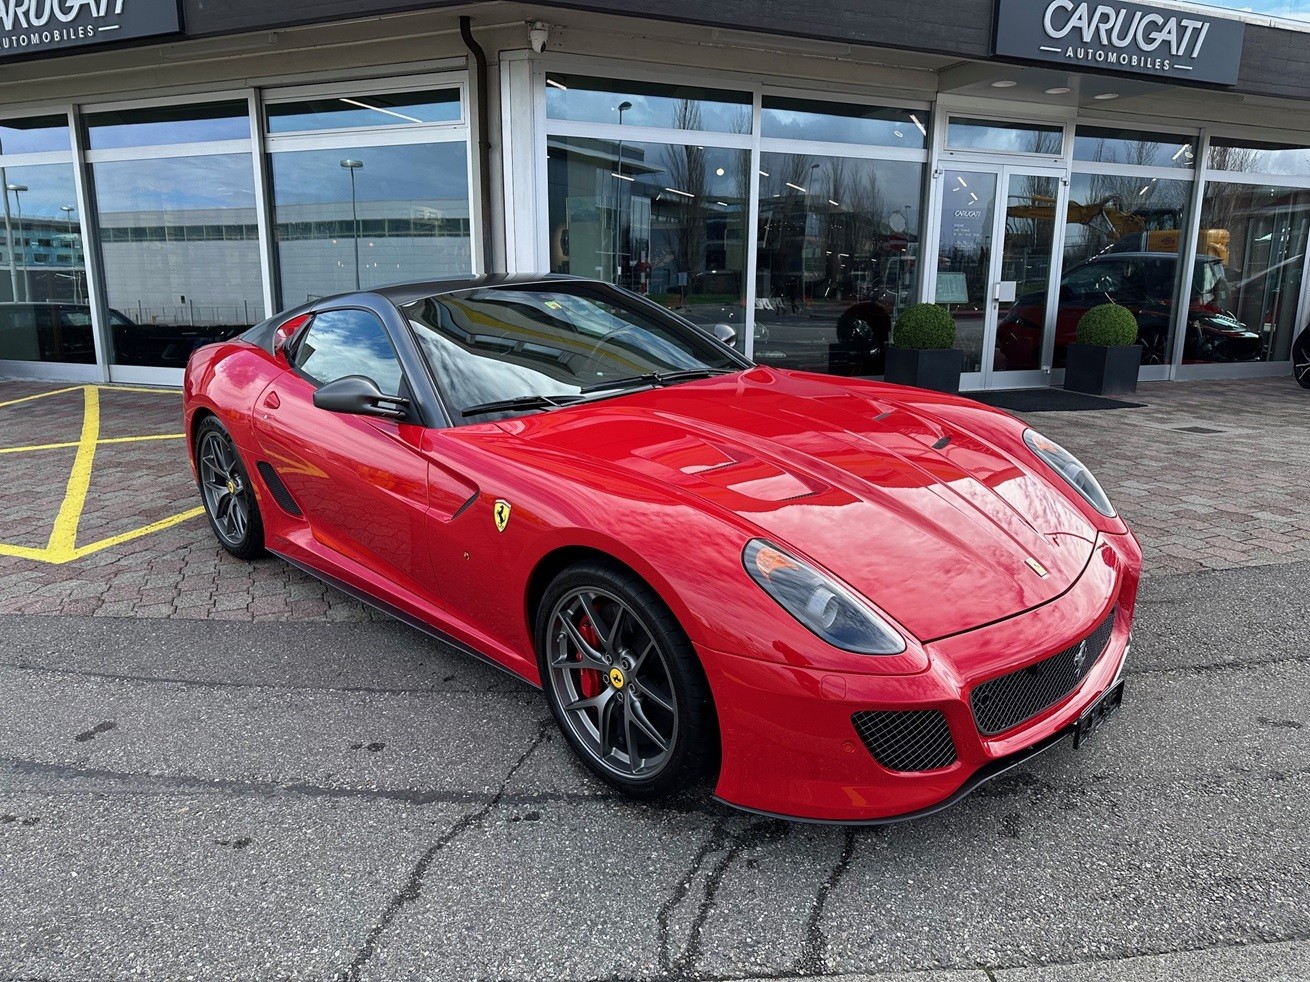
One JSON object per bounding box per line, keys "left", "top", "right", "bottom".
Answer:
{"left": 580, "top": 368, "right": 736, "bottom": 394}
{"left": 461, "top": 393, "right": 588, "bottom": 417}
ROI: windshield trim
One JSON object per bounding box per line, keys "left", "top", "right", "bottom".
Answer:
{"left": 399, "top": 280, "right": 752, "bottom": 426}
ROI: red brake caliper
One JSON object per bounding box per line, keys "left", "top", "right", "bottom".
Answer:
{"left": 577, "top": 615, "right": 604, "bottom": 698}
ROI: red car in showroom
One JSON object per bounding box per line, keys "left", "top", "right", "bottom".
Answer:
{"left": 184, "top": 275, "right": 1139, "bottom": 823}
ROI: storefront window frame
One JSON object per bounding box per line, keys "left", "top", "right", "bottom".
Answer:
{"left": 79, "top": 89, "right": 268, "bottom": 385}
{"left": 1067, "top": 120, "right": 1201, "bottom": 382}
{"left": 532, "top": 56, "right": 933, "bottom": 366}
{"left": 1181, "top": 124, "right": 1310, "bottom": 379}
{"left": 261, "top": 73, "right": 478, "bottom": 308}
{"left": 0, "top": 106, "right": 103, "bottom": 381}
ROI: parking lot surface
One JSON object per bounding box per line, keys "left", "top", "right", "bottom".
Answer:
{"left": 1, "top": 376, "right": 1307, "bottom": 981}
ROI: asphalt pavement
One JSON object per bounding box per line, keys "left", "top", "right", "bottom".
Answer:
{"left": 1, "top": 377, "right": 1308, "bottom": 981}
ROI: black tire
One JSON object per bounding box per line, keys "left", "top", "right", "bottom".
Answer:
{"left": 194, "top": 416, "right": 265, "bottom": 560}
{"left": 1294, "top": 330, "right": 1310, "bottom": 390}
{"left": 536, "top": 560, "right": 718, "bottom": 799}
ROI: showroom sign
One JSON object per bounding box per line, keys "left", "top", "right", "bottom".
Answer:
{"left": 994, "top": 0, "right": 1244, "bottom": 86}
{"left": 0, "top": 0, "right": 182, "bottom": 59}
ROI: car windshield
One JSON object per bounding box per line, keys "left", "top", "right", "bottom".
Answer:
{"left": 402, "top": 281, "right": 747, "bottom": 423}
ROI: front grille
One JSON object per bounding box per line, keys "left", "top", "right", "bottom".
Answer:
{"left": 970, "top": 607, "right": 1118, "bottom": 736}
{"left": 852, "top": 709, "right": 958, "bottom": 772}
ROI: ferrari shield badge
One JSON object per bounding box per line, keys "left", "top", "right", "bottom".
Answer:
{"left": 1024, "top": 557, "right": 1049, "bottom": 578}
{"left": 493, "top": 499, "right": 512, "bottom": 532}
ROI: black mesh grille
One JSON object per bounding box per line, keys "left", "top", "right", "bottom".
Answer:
{"left": 971, "top": 607, "right": 1118, "bottom": 736}
{"left": 256, "top": 461, "right": 302, "bottom": 516}
{"left": 851, "top": 709, "right": 958, "bottom": 772}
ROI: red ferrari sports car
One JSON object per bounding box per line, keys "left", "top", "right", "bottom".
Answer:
{"left": 183, "top": 274, "right": 1140, "bottom": 823}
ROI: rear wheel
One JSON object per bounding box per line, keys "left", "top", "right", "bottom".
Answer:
{"left": 195, "top": 417, "right": 265, "bottom": 560}
{"left": 536, "top": 561, "right": 717, "bottom": 798}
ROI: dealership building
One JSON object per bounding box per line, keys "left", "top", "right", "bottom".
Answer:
{"left": 1, "top": 0, "right": 1309, "bottom": 390}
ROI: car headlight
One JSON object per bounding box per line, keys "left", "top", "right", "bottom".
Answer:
{"left": 1023, "top": 429, "right": 1115, "bottom": 518}
{"left": 742, "top": 539, "right": 906, "bottom": 655}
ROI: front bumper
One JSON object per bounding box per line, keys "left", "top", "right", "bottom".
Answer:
{"left": 703, "top": 531, "right": 1141, "bottom": 823}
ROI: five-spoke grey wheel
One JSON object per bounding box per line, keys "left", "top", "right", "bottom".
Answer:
{"left": 1294, "top": 330, "right": 1310, "bottom": 390}
{"left": 195, "top": 418, "right": 264, "bottom": 560}
{"left": 546, "top": 587, "right": 679, "bottom": 780}
{"left": 536, "top": 561, "right": 717, "bottom": 799}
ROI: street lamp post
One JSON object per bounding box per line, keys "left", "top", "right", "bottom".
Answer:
{"left": 613, "top": 100, "right": 632, "bottom": 285}
{"left": 802, "top": 163, "right": 819, "bottom": 308}
{"left": 60, "top": 205, "right": 80, "bottom": 303}
{"left": 340, "top": 159, "right": 364, "bottom": 291}
{"left": 7, "top": 183, "right": 28, "bottom": 302}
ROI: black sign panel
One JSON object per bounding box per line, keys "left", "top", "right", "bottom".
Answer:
{"left": 995, "top": 0, "right": 1245, "bottom": 86}
{"left": 0, "top": 0, "right": 182, "bottom": 60}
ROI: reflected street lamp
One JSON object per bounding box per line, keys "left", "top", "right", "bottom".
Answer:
{"left": 7, "top": 184, "right": 28, "bottom": 302}
{"left": 340, "top": 159, "right": 364, "bottom": 291}
{"left": 613, "top": 100, "right": 632, "bottom": 285}
{"left": 60, "top": 205, "right": 80, "bottom": 303}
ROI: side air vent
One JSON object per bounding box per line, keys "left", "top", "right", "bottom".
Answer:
{"left": 256, "top": 462, "right": 302, "bottom": 516}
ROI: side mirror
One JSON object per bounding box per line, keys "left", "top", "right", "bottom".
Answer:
{"left": 313, "top": 375, "right": 410, "bottom": 420}
{"left": 711, "top": 322, "right": 737, "bottom": 346}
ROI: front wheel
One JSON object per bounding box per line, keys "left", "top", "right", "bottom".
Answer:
{"left": 1294, "top": 330, "right": 1310, "bottom": 389}
{"left": 195, "top": 417, "right": 265, "bottom": 560}
{"left": 536, "top": 561, "right": 717, "bottom": 799}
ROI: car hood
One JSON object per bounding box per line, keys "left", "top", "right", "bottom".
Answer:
{"left": 497, "top": 368, "right": 1098, "bottom": 642}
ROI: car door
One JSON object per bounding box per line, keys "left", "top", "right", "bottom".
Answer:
{"left": 252, "top": 307, "right": 438, "bottom": 592}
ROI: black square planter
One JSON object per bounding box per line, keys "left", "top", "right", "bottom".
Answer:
{"left": 1064, "top": 343, "right": 1142, "bottom": 396}
{"left": 884, "top": 346, "right": 964, "bottom": 393}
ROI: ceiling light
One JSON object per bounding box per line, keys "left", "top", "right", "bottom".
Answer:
{"left": 612, "top": 172, "right": 634, "bottom": 181}
{"left": 715, "top": 167, "right": 725, "bottom": 176}
{"left": 956, "top": 176, "right": 968, "bottom": 188}
{"left": 545, "top": 77, "right": 568, "bottom": 91}
{"left": 828, "top": 199, "right": 840, "bottom": 207}
{"left": 910, "top": 114, "right": 926, "bottom": 136}
{"left": 664, "top": 186, "right": 695, "bottom": 198}
{"left": 1044, "top": 86, "right": 1071, "bottom": 95}
{"left": 785, "top": 181, "right": 808, "bottom": 193}
{"left": 893, "top": 129, "right": 904, "bottom": 138}
{"left": 1093, "top": 92, "right": 1120, "bottom": 100}
{"left": 991, "top": 80, "right": 1018, "bottom": 88}
{"left": 759, "top": 169, "right": 770, "bottom": 177}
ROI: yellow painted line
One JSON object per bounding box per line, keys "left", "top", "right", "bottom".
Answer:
{"left": 0, "top": 385, "right": 84, "bottom": 409}
{"left": 45, "top": 386, "right": 99, "bottom": 558}
{"left": 0, "top": 433, "right": 185, "bottom": 455}
{"left": 68, "top": 506, "right": 206, "bottom": 561}
{"left": 0, "top": 383, "right": 203, "bottom": 565}
{"left": 99, "top": 385, "right": 182, "bottom": 396}
{"left": 0, "top": 542, "right": 57, "bottom": 561}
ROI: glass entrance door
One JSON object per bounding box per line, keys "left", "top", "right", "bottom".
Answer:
{"left": 934, "top": 164, "right": 1067, "bottom": 388}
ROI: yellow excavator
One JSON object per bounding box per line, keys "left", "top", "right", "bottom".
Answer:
{"left": 1006, "top": 194, "right": 1229, "bottom": 262}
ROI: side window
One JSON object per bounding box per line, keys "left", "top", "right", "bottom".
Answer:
{"left": 291, "top": 309, "right": 404, "bottom": 396}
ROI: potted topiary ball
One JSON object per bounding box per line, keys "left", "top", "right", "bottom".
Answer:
{"left": 1065, "top": 302, "right": 1142, "bottom": 396}
{"left": 884, "top": 303, "right": 964, "bottom": 394}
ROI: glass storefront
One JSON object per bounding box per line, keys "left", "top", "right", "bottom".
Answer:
{"left": 546, "top": 136, "right": 749, "bottom": 342}
{"left": 543, "top": 78, "right": 929, "bottom": 367}
{"left": 87, "top": 102, "right": 264, "bottom": 369}
{"left": 1194, "top": 181, "right": 1309, "bottom": 364}
{"left": 0, "top": 115, "right": 90, "bottom": 364}
{"left": 754, "top": 154, "right": 924, "bottom": 375}
{"left": 266, "top": 85, "right": 472, "bottom": 307}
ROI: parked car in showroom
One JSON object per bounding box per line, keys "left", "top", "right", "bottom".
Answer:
{"left": 184, "top": 274, "right": 1139, "bottom": 823}
{"left": 999, "top": 252, "right": 1261, "bottom": 369}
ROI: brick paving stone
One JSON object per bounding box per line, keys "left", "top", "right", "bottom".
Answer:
{"left": 0, "top": 376, "right": 1307, "bottom": 621}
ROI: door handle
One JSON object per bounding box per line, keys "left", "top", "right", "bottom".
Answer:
{"left": 262, "top": 391, "right": 281, "bottom": 410}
